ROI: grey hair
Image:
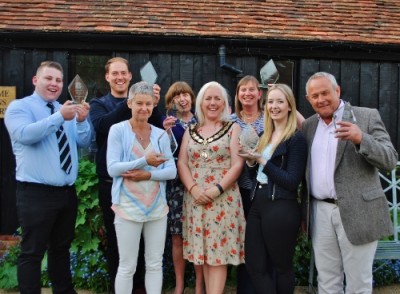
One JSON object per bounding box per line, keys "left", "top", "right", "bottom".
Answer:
{"left": 195, "top": 81, "right": 230, "bottom": 126}
{"left": 128, "top": 81, "right": 154, "bottom": 101}
{"left": 305, "top": 72, "right": 339, "bottom": 95}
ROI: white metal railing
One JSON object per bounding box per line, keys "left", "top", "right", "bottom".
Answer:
{"left": 379, "top": 161, "right": 400, "bottom": 241}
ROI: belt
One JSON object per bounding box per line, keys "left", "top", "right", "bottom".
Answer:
{"left": 312, "top": 196, "right": 338, "bottom": 205}
{"left": 17, "top": 181, "right": 74, "bottom": 191}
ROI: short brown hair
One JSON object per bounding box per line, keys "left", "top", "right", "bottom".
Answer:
{"left": 105, "top": 57, "right": 130, "bottom": 73}
{"left": 36, "top": 61, "right": 63, "bottom": 76}
{"left": 164, "top": 81, "right": 195, "bottom": 111}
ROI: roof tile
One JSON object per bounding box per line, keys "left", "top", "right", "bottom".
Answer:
{"left": 0, "top": 0, "right": 399, "bottom": 45}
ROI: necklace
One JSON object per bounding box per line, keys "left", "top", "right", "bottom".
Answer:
{"left": 241, "top": 110, "right": 259, "bottom": 122}
{"left": 190, "top": 122, "right": 232, "bottom": 160}
{"left": 130, "top": 120, "right": 150, "bottom": 142}
{"left": 177, "top": 113, "right": 193, "bottom": 129}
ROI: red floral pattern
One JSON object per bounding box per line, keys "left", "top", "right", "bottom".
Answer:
{"left": 182, "top": 126, "right": 246, "bottom": 265}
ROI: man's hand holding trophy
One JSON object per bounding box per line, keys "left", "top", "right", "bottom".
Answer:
{"left": 68, "top": 74, "right": 90, "bottom": 122}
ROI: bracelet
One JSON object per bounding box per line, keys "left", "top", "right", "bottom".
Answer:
{"left": 215, "top": 183, "right": 224, "bottom": 195}
{"left": 246, "top": 160, "right": 257, "bottom": 167}
{"left": 188, "top": 183, "right": 197, "bottom": 193}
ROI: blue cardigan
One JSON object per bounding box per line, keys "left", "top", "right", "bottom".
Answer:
{"left": 107, "top": 120, "right": 177, "bottom": 205}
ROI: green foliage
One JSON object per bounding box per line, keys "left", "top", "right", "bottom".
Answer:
{"left": 72, "top": 159, "right": 103, "bottom": 253}
{"left": 373, "top": 260, "right": 400, "bottom": 286}
{"left": 0, "top": 245, "right": 20, "bottom": 288}
{"left": 294, "top": 233, "right": 313, "bottom": 286}
{"left": 69, "top": 250, "right": 110, "bottom": 292}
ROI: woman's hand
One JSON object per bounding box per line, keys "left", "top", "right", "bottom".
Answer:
{"left": 238, "top": 147, "right": 265, "bottom": 166}
{"left": 205, "top": 185, "right": 221, "bottom": 199}
{"left": 145, "top": 151, "right": 168, "bottom": 167}
{"left": 162, "top": 116, "right": 177, "bottom": 130}
{"left": 191, "top": 185, "right": 214, "bottom": 205}
{"left": 121, "top": 169, "right": 150, "bottom": 181}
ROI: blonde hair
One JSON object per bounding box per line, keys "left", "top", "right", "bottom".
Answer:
{"left": 258, "top": 84, "right": 297, "bottom": 154}
{"left": 234, "top": 75, "right": 262, "bottom": 116}
{"left": 195, "top": 81, "right": 230, "bottom": 126}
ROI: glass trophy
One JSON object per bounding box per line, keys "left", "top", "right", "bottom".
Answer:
{"left": 157, "top": 130, "right": 178, "bottom": 160}
{"left": 166, "top": 102, "right": 180, "bottom": 127}
{"left": 140, "top": 61, "right": 158, "bottom": 85}
{"left": 68, "top": 74, "right": 88, "bottom": 104}
{"left": 239, "top": 124, "right": 261, "bottom": 157}
{"left": 342, "top": 104, "right": 357, "bottom": 124}
{"left": 331, "top": 102, "right": 357, "bottom": 133}
{"left": 259, "top": 59, "right": 279, "bottom": 88}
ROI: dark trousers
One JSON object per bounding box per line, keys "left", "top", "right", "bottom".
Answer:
{"left": 98, "top": 180, "right": 145, "bottom": 292}
{"left": 16, "top": 181, "right": 78, "bottom": 294}
{"left": 237, "top": 187, "right": 257, "bottom": 294}
{"left": 245, "top": 185, "right": 300, "bottom": 294}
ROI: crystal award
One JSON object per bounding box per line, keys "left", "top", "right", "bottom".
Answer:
{"left": 239, "top": 124, "right": 261, "bottom": 157}
{"left": 157, "top": 131, "right": 178, "bottom": 160}
{"left": 68, "top": 74, "right": 88, "bottom": 104}
{"left": 166, "top": 102, "right": 180, "bottom": 127}
{"left": 140, "top": 61, "right": 158, "bottom": 85}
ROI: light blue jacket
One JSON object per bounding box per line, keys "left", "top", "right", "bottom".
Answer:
{"left": 107, "top": 120, "right": 177, "bottom": 205}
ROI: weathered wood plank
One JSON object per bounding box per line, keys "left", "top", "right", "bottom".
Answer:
{"left": 360, "top": 62, "right": 379, "bottom": 109}
{"left": 340, "top": 60, "right": 360, "bottom": 106}
{"left": 298, "top": 59, "right": 319, "bottom": 118}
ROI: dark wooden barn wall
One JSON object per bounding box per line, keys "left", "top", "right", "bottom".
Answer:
{"left": 0, "top": 48, "right": 399, "bottom": 233}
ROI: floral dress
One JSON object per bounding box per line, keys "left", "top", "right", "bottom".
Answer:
{"left": 182, "top": 121, "right": 246, "bottom": 266}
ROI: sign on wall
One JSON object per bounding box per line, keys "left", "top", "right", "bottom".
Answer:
{"left": 0, "top": 86, "right": 16, "bottom": 118}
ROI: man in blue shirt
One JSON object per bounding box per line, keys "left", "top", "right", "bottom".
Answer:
{"left": 5, "top": 60, "right": 92, "bottom": 293}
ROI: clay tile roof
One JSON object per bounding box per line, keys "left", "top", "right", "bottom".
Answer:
{"left": 0, "top": 0, "right": 399, "bottom": 45}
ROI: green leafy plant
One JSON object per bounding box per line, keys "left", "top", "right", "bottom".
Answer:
{"left": 72, "top": 159, "right": 104, "bottom": 253}
{"left": 294, "top": 233, "right": 313, "bottom": 286}
{"left": 0, "top": 244, "right": 20, "bottom": 288}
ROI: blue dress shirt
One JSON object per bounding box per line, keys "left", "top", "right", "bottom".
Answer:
{"left": 5, "top": 92, "right": 92, "bottom": 186}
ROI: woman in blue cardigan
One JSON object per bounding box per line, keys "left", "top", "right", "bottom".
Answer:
{"left": 239, "top": 84, "right": 308, "bottom": 294}
{"left": 107, "top": 82, "right": 177, "bottom": 294}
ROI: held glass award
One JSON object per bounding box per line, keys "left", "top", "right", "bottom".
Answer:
{"left": 68, "top": 74, "right": 88, "bottom": 104}
{"left": 140, "top": 61, "right": 158, "bottom": 85}
{"left": 239, "top": 124, "right": 261, "bottom": 157}
{"left": 157, "top": 130, "right": 178, "bottom": 160}
{"left": 259, "top": 59, "right": 279, "bottom": 89}
{"left": 166, "top": 102, "right": 180, "bottom": 127}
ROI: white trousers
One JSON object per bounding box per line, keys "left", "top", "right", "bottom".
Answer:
{"left": 311, "top": 200, "right": 377, "bottom": 294}
{"left": 114, "top": 214, "right": 167, "bottom": 294}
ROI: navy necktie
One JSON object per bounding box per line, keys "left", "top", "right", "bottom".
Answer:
{"left": 47, "top": 103, "right": 72, "bottom": 174}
